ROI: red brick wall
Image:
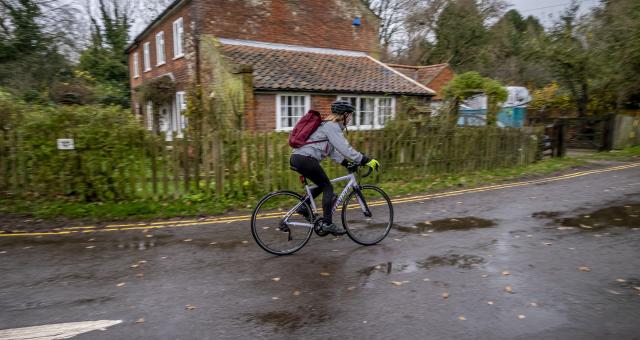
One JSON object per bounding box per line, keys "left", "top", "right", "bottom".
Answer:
{"left": 193, "top": 0, "right": 380, "bottom": 54}
{"left": 255, "top": 94, "right": 277, "bottom": 131}
{"left": 311, "top": 94, "right": 337, "bottom": 118}
{"left": 128, "top": 2, "right": 193, "bottom": 95}
{"left": 427, "top": 67, "right": 455, "bottom": 100}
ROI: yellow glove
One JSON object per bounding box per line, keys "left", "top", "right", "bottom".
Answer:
{"left": 366, "top": 159, "right": 380, "bottom": 171}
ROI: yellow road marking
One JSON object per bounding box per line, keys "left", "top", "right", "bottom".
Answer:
{"left": 2, "top": 163, "right": 639, "bottom": 238}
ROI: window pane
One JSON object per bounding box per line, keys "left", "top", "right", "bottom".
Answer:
{"left": 360, "top": 98, "right": 374, "bottom": 126}
{"left": 378, "top": 98, "right": 392, "bottom": 126}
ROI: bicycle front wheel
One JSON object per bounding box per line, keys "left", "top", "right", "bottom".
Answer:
{"left": 341, "top": 185, "right": 393, "bottom": 246}
{"left": 251, "top": 191, "right": 314, "bottom": 255}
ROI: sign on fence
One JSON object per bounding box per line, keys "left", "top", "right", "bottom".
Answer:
{"left": 56, "top": 139, "right": 75, "bottom": 150}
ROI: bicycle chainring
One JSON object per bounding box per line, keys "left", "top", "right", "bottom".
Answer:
{"left": 313, "top": 220, "right": 330, "bottom": 237}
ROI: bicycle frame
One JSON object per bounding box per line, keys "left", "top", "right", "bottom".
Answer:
{"left": 283, "top": 172, "right": 370, "bottom": 230}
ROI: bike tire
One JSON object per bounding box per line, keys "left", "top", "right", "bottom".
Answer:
{"left": 341, "top": 185, "right": 394, "bottom": 246}
{"left": 251, "top": 191, "right": 313, "bottom": 255}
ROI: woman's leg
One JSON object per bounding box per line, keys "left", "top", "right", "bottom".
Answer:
{"left": 290, "top": 155, "right": 334, "bottom": 223}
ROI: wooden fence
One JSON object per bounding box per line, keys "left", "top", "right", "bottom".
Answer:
{"left": 0, "top": 125, "right": 541, "bottom": 201}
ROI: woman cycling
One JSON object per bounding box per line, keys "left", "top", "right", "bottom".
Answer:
{"left": 290, "top": 101, "right": 380, "bottom": 236}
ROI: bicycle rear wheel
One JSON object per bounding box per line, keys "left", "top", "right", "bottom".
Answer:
{"left": 341, "top": 185, "right": 393, "bottom": 246}
{"left": 251, "top": 191, "right": 314, "bottom": 255}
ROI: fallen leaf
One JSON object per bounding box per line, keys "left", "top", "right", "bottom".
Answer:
{"left": 543, "top": 242, "right": 552, "bottom": 246}
{"left": 23, "top": 246, "right": 32, "bottom": 250}
{"left": 347, "top": 286, "right": 356, "bottom": 291}
{"left": 0, "top": 251, "right": 6, "bottom": 254}
{"left": 458, "top": 316, "right": 466, "bottom": 321}
{"left": 420, "top": 234, "right": 430, "bottom": 237}
{"left": 272, "top": 277, "right": 281, "bottom": 282}
{"left": 185, "top": 304, "right": 196, "bottom": 310}
{"left": 130, "top": 264, "right": 139, "bottom": 268}
{"left": 518, "top": 315, "right": 526, "bottom": 320}
{"left": 145, "top": 235, "right": 153, "bottom": 238}
{"left": 616, "top": 278, "right": 626, "bottom": 283}
{"left": 529, "top": 302, "right": 538, "bottom": 307}
{"left": 85, "top": 246, "right": 95, "bottom": 249}
{"left": 138, "top": 260, "right": 147, "bottom": 264}
{"left": 557, "top": 227, "right": 574, "bottom": 230}
{"left": 363, "top": 321, "right": 368, "bottom": 324}
{"left": 88, "top": 238, "right": 95, "bottom": 242}
{"left": 293, "top": 290, "right": 301, "bottom": 296}
{"left": 579, "top": 224, "right": 592, "bottom": 229}
{"left": 135, "top": 318, "right": 145, "bottom": 324}
{"left": 502, "top": 271, "right": 510, "bottom": 276}
{"left": 423, "top": 278, "right": 430, "bottom": 282}
{"left": 271, "top": 297, "right": 280, "bottom": 300}
{"left": 135, "top": 273, "right": 144, "bottom": 278}
{"left": 504, "top": 286, "right": 513, "bottom": 293}
{"left": 487, "top": 301, "right": 494, "bottom": 305}
{"left": 481, "top": 274, "right": 488, "bottom": 278}
{"left": 568, "top": 248, "right": 576, "bottom": 250}
{"left": 241, "top": 241, "right": 249, "bottom": 244}
{"left": 394, "top": 239, "right": 402, "bottom": 241}
{"left": 583, "top": 215, "right": 591, "bottom": 218}
{"left": 116, "top": 283, "right": 126, "bottom": 287}
{"left": 183, "top": 239, "right": 193, "bottom": 242}
{"left": 262, "top": 227, "right": 269, "bottom": 230}
{"left": 579, "top": 266, "right": 591, "bottom": 272}
{"left": 527, "top": 235, "right": 533, "bottom": 238}
{"left": 391, "top": 281, "right": 409, "bottom": 286}
{"left": 423, "top": 221, "right": 432, "bottom": 225}
{"left": 607, "top": 289, "right": 622, "bottom": 295}
{"left": 514, "top": 235, "right": 520, "bottom": 238}
{"left": 210, "top": 242, "right": 217, "bottom": 245}
{"left": 319, "top": 272, "right": 330, "bottom": 277}
{"left": 450, "top": 219, "right": 459, "bottom": 222}
{"left": 161, "top": 256, "right": 168, "bottom": 259}
{"left": 633, "top": 287, "right": 640, "bottom": 291}
{"left": 441, "top": 292, "right": 449, "bottom": 299}
{"left": 331, "top": 249, "right": 340, "bottom": 252}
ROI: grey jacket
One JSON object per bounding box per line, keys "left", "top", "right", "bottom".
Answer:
{"left": 291, "top": 121, "right": 364, "bottom": 164}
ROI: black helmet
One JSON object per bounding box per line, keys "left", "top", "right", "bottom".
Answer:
{"left": 331, "top": 101, "right": 355, "bottom": 115}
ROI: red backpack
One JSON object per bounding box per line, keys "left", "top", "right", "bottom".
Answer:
{"left": 288, "top": 110, "right": 328, "bottom": 148}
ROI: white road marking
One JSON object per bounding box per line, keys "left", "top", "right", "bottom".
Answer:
{"left": 0, "top": 320, "right": 122, "bottom": 340}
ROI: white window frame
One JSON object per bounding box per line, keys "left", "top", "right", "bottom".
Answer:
{"left": 175, "top": 91, "right": 187, "bottom": 137}
{"left": 276, "top": 93, "right": 310, "bottom": 132}
{"left": 143, "top": 42, "right": 151, "bottom": 72}
{"left": 336, "top": 95, "right": 396, "bottom": 130}
{"left": 173, "top": 17, "right": 184, "bottom": 59}
{"left": 132, "top": 52, "right": 140, "bottom": 78}
{"left": 146, "top": 101, "right": 153, "bottom": 131}
{"left": 156, "top": 31, "right": 166, "bottom": 66}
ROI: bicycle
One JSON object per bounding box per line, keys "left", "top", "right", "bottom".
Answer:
{"left": 251, "top": 164, "right": 394, "bottom": 255}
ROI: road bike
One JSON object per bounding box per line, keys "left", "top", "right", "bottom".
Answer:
{"left": 251, "top": 164, "right": 394, "bottom": 255}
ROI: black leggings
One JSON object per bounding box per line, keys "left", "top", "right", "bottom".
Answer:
{"left": 290, "top": 154, "right": 334, "bottom": 223}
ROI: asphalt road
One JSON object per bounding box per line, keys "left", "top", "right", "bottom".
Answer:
{"left": 1, "top": 162, "right": 640, "bottom": 340}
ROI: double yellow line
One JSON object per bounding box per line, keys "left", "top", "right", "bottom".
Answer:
{"left": 1, "top": 162, "right": 638, "bottom": 238}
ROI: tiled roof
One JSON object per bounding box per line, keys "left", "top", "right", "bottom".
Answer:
{"left": 387, "top": 63, "right": 450, "bottom": 85}
{"left": 221, "top": 44, "right": 434, "bottom": 96}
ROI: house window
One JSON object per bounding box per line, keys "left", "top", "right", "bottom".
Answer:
{"left": 156, "top": 31, "right": 166, "bottom": 66}
{"left": 276, "top": 94, "right": 309, "bottom": 131}
{"left": 132, "top": 52, "right": 140, "bottom": 78}
{"left": 337, "top": 96, "right": 396, "bottom": 129}
{"left": 146, "top": 101, "right": 153, "bottom": 130}
{"left": 175, "top": 91, "right": 187, "bottom": 135}
{"left": 173, "top": 18, "right": 184, "bottom": 59}
{"left": 143, "top": 42, "right": 151, "bottom": 72}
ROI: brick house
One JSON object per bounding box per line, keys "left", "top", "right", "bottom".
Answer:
{"left": 126, "top": 0, "right": 435, "bottom": 136}
{"left": 387, "top": 63, "right": 455, "bottom": 108}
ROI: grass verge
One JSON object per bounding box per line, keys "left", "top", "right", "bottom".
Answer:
{"left": 1, "top": 146, "right": 639, "bottom": 226}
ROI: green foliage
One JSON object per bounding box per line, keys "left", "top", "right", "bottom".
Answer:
{"left": 443, "top": 72, "right": 508, "bottom": 125}
{"left": 7, "top": 98, "right": 149, "bottom": 201}
{"left": 77, "top": 0, "right": 131, "bottom": 107}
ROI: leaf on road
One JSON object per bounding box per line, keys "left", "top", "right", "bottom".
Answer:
{"left": 607, "top": 289, "right": 622, "bottom": 295}
{"left": 487, "top": 301, "right": 494, "bottom": 305}
{"left": 420, "top": 233, "right": 430, "bottom": 237}
{"left": 135, "top": 273, "right": 144, "bottom": 278}
{"left": 88, "top": 238, "right": 95, "bottom": 242}
{"left": 116, "top": 283, "right": 126, "bottom": 287}
{"left": 185, "top": 304, "right": 196, "bottom": 310}
{"left": 423, "top": 278, "right": 430, "bottom": 282}
{"left": 633, "top": 287, "right": 640, "bottom": 291}
{"left": 517, "top": 315, "right": 526, "bottom": 320}
{"left": 135, "top": 318, "right": 145, "bottom": 324}
{"left": 557, "top": 227, "right": 574, "bottom": 230}
{"left": 579, "top": 224, "right": 592, "bottom": 229}
{"left": 504, "top": 286, "right": 513, "bottom": 294}
{"left": 271, "top": 297, "right": 280, "bottom": 300}
{"left": 210, "top": 242, "right": 218, "bottom": 245}
{"left": 616, "top": 278, "right": 626, "bottom": 283}
{"left": 501, "top": 271, "right": 510, "bottom": 276}
{"left": 272, "top": 277, "right": 280, "bottom": 282}
{"left": 320, "top": 272, "right": 330, "bottom": 277}
{"left": 130, "top": 264, "right": 139, "bottom": 268}
{"left": 441, "top": 292, "right": 449, "bottom": 299}
{"left": 391, "top": 281, "right": 410, "bottom": 286}
{"left": 293, "top": 290, "right": 301, "bottom": 296}
{"left": 579, "top": 266, "right": 591, "bottom": 272}
{"left": 394, "top": 239, "right": 402, "bottom": 242}
{"left": 458, "top": 316, "right": 466, "bottom": 321}
{"left": 241, "top": 241, "right": 249, "bottom": 244}
{"left": 529, "top": 302, "right": 538, "bottom": 307}
{"left": 183, "top": 239, "right": 193, "bottom": 242}
{"left": 347, "top": 286, "right": 356, "bottom": 291}
{"left": 481, "top": 274, "right": 488, "bottom": 278}
{"left": 527, "top": 235, "right": 533, "bottom": 238}
{"left": 543, "top": 242, "right": 552, "bottom": 246}
{"left": 85, "top": 246, "right": 95, "bottom": 249}
{"left": 0, "top": 251, "right": 6, "bottom": 254}
{"left": 423, "top": 221, "right": 432, "bottom": 225}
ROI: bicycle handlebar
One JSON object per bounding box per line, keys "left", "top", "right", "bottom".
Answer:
{"left": 346, "top": 162, "right": 374, "bottom": 178}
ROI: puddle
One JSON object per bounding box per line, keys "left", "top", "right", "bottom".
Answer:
{"left": 247, "top": 308, "right": 329, "bottom": 332}
{"left": 532, "top": 211, "right": 562, "bottom": 219}
{"left": 396, "top": 217, "right": 496, "bottom": 233}
{"left": 417, "top": 254, "right": 486, "bottom": 270}
{"left": 556, "top": 204, "right": 640, "bottom": 230}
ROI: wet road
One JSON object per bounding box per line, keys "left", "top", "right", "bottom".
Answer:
{"left": 1, "top": 162, "right": 640, "bottom": 339}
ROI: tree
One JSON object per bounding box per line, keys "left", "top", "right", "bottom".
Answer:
{"left": 442, "top": 71, "right": 508, "bottom": 125}
{"left": 0, "top": 0, "right": 72, "bottom": 100}
{"left": 77, "top": 0, "right": 131, "bottom": 107}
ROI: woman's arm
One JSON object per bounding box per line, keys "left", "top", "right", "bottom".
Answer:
{"left": 324, "top": 122, "right": 364, "bottom": 164}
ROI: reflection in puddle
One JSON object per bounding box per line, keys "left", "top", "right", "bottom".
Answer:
{"left": 397, "top": 217, "right": 496, "bottom": 233}
{"left": 247, "top": 308, "right": 329, "bottom": 332}
{"left": 417, "top": 254, "right": 486, "bottom": 270}
{"left": 557, "top": 204, "right": 640, "bottom": 230}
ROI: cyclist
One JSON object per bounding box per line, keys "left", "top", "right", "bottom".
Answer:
{"left": 290, "top": 100, "right": 380, "bottom": 236}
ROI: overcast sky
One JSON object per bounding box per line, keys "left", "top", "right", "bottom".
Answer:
{"left": 507, "top": 0, "right": 600, "bottom": 25}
